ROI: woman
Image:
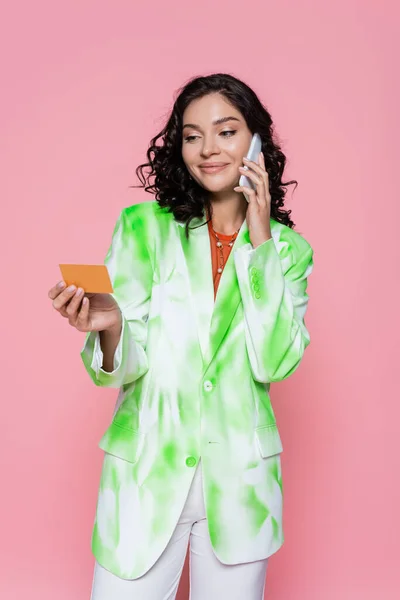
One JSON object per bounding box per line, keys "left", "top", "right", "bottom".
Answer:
{"left": 48, "top": 73, "right": 314, "bottom": 600}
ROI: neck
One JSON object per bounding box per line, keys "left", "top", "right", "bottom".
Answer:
{"left": 208, "top": 192, "right": 247, "bottom": 235}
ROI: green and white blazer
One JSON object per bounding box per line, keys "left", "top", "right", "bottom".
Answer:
{"left": 81, "top": 200, "right": 314, "bottom": 579}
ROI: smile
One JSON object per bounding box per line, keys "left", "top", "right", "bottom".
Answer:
{"left": 199, "top": 164, "right": 229, "bottom": 174}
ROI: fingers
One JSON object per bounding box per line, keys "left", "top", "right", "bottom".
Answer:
{"left": 50, "top": 282, "right": 84, "bottom": 320}
{"left": 48, "top": 280, "right": 66, "bottom": 300}
{"left": 238, "top": 168, "right": 265, "bottom": 206}
{"left": 236, "top": 151, "right": 269, "bottom": 194}
{"left": 233, "top": 184, "right": 258, "bottom": 206}
{"left": 48, "top": 279, "right": 91, "bottom": 330}
{"left": 74, "top": 295, "right": 90, "bottom": 331}
{"left": 51, "top": 284, "right": 77, "bottom": 310}
{"left": 243, "top": 153, "right": 268, "bottom": 179}
{"left": 239, "top": 154, "right": 269, "bottom": 204}
{"left": 65, "top": 287, "right": 85, "bottom": 323}
{"left": 239, "top": 165, "right": 262, "bottom": 187}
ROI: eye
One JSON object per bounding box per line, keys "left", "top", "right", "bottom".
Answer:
{"left": 184, "top": 130, "right": 237, "bottom": 143}
{"left": 220, "top": 130, "right": 236, "bottom": 137}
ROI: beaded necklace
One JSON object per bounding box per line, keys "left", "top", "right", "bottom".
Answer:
{"left": 209, "top": 223, "right": 240, "bottom": 274}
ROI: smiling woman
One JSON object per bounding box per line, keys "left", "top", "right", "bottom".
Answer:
{"left": 134, "top": 73, "right": 298, "bottom": 239}
{"left": 182, "top": 110, "right": 246, "bottom": 189}
{"left": 61, "top": 72, "right": 315, "bottom": 600}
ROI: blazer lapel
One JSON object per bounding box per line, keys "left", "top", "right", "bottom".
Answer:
{"left": 203, "top": 217, "right": 251, "bottom": 371}
{"left": 178, "top": 213, "right": 252, "bottom": 372}
{"left": 177, "top": 216, "right": 215, "bottom": 362}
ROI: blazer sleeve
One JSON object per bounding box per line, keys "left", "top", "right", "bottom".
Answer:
{"left": 233, "top": 236, "right": 314, "bottom": 383}
{"left": 80, "top": 206, "right": 153, "bottom": 388}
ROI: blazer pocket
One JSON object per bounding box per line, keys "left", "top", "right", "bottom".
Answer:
{"left": 98, "top": 421, "right": 144, "bottom": 464}
{"left": 255, "top": 423, "right": 283, "bottom": 458}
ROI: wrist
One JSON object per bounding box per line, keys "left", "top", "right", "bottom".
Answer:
{"left": 104, "top": 311, "right": 122, "bottom": 336}
{"left": 252, "top": 233, "right": 272, "bottom": 248}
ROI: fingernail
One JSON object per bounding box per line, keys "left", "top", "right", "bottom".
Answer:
{"left": 58, "top": 281, "right": 65, "bottom": 288}
{"left": 243, "top": 157, "right": 249, "bottom": 161}
{"left": 67, "top": 285, "right": 76, "bottom": 292}
{"left": 76, "top": 288, "right": 83, "bottom": 296}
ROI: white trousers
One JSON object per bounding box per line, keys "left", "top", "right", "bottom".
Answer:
{"left": 90, "top": 460, "right": 268, "bottom": 600}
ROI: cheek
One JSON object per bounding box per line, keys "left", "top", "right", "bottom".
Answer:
{"left": 181, "top": 147, "right": 197, "bottom": 172}
{"left": 227, "top": 136, "right": 251, "bottom": 161}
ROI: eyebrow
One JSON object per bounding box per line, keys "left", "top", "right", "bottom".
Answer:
{"left": 182, "top": 116, "right": 241, "bottom": 131}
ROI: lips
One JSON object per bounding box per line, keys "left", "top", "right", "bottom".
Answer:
{"left": 199, "top": 164, "right": 229, "bottom": 173}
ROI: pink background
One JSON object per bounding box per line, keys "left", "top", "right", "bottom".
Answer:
{"left": 1, "top": 1, "right": 399, "bottom": 598}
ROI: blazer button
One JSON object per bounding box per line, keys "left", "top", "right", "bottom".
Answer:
{"left": 186, "top": 456, "right": 197, "bottom": 467}
{"left": 255, "top": 291, "right": 261, "bottom": 299}
{"left": 203, "top": 380, "right": 213, "bottom": 392}
{"left": 250, "top": 266, "right": 258, "bottom": 276}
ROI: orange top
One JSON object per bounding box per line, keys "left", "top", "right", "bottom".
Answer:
{"left": 207, "top": 219, "right": 236, "bottom": 299}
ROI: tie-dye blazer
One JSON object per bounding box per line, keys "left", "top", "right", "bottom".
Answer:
{"left": 81, "top": 200, "right": 314, "bottom": 579}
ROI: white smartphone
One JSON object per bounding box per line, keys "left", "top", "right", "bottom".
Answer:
{"left": 238, "top": 132, "right": 262, "bottom": 201}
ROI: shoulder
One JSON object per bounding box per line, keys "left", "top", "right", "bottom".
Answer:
{"left": 122, "top": 200, "right": 173, "bottom": 230}
{"left": 118, "top": 201, "right": 175, "bottom": 256}
{"left": 270, "top": 218, "right": 313, "bottom": 260}
{"left": 123, "top": 200, "right": 158, "bottom": 221}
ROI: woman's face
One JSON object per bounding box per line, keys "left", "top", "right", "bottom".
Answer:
{"left": 181, "top": 93, "right": 253, "bottom": 193}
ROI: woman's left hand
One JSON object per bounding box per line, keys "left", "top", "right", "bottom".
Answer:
{"left": 234, "top": 151, "right": 272, "bottom": 248}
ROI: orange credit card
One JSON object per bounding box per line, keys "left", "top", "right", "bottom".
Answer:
{"left": 59, "top": 264, "right": 114, "bottom": 293}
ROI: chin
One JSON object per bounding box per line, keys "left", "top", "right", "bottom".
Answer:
{"left": 198, "top": 178, "right": 238, "bottom": 193}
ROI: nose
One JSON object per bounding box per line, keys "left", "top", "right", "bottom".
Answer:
{"left": 200, "top": 136, "right": 221, "bottom": 157}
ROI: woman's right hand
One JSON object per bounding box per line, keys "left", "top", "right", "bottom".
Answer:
{"left": 48, "top": 281, "right": 122, "bottom": 333}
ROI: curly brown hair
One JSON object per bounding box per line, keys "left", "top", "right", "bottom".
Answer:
{"left": 132, "top": 73, "right": 298, "bottom": 237}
